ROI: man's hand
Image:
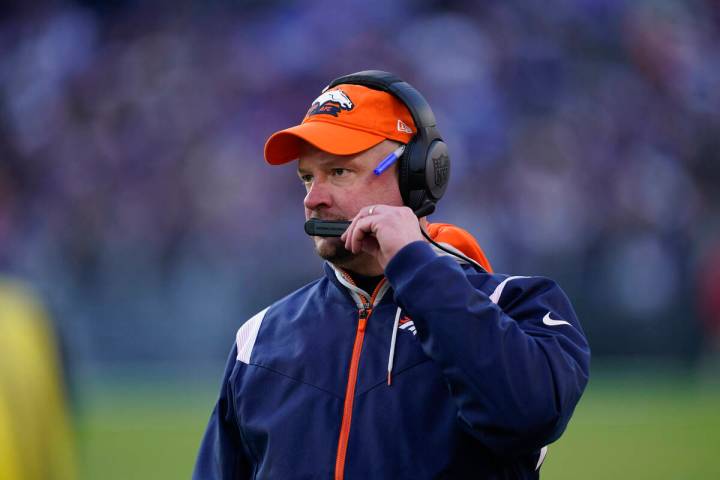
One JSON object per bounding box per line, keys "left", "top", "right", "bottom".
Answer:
{"left": 340, "top": 205, "right": 425, "bottom": 269}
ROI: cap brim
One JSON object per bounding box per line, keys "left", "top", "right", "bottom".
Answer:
{"left": 264, "top": 121, "right": 386, "bottom": 165}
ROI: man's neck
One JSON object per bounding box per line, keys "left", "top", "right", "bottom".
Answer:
{"left": 348, "top": 271, "right": 384, "bottom": 296}
{"left": 332, "top": 262, "right": 384, "bottom": 277}
{"left": 331, "top": 253, "right": 384, "bottom": 277}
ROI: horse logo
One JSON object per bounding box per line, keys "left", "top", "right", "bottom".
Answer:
{"left": 306, "top": 89, "right": 354, "bottom": 117}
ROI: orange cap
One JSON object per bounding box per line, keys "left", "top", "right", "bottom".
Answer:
{"left": 264, "top": 84, "right": 416, "bottom": 165}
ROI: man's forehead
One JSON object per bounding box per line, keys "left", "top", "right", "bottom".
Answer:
{"left": 297, "top": 147, "right": 357, "bottom": 171}
{"left": 297, "top": 139, "right": 399, "bottom": 170}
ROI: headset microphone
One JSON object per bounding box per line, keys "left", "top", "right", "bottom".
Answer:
{"left": 303, "top": 201, "right": 435, "bottom": 238}
{"left": 304, "top": 219, "right": 351, "bottom": 237}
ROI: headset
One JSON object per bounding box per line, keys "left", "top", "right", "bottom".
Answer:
{"left": 324, "top": 70, "right": 450, "bottom": 218}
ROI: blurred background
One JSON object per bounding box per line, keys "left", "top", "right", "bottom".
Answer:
{"left": 1, "top": 0, "right": 719, "bottom": 478}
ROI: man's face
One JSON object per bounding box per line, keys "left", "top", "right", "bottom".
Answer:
{"left": 298, "top": 140, "right": 404, "bottom": 265}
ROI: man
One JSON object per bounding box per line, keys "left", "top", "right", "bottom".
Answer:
{"left": 194, "top": 71, "right": 590, "bottom": 479}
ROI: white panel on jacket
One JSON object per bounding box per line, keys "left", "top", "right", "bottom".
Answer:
{"left": 236, "top": 307, "right": 269, "bottom": 364}
{"left": 489, "top": 276, "right": 531, "bottom": 304}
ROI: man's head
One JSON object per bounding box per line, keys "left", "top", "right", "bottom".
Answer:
{"left": 263, "top": 71, "right": 449, "bottom": 271}
{"left": 264, "top": 81, "right": 417, "bottom": 269}
{"left": 297, "top": 139, "right": 404, "bottom": 268}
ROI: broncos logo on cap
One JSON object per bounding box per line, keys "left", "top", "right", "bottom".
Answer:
{"left": 306, "top": 89, "right": 354, "bottom": 118}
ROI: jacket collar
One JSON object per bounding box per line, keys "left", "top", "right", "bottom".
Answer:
{"left": 323, "top": 262, "right": 392, "bottom": 309}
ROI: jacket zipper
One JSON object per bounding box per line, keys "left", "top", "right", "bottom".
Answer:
{"left": 334, "top": 278, "right": 386, "bottom": 480}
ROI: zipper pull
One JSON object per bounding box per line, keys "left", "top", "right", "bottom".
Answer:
{"left": 358, "top": 305, "right": 371, "bottom": 332}
{"left": 359, "top": 304, "right": 371, "bottom": 318}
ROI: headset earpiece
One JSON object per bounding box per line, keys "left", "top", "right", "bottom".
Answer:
{"left": 326, "top": 70, "right": 450, "bottom": 217}
{"left": 425, "top": 140, "right": 450, "bottom": 202}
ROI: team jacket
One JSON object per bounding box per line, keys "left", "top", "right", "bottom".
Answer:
{"left": 194, "top": 225, "right": 590, "bottom": 479}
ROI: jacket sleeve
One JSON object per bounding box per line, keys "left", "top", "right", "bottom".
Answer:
{"left": 193, "top": 345, "right": 253, "bottom": 479}
{"left": 384, "top": 241, "right": 590, "bottom": 457}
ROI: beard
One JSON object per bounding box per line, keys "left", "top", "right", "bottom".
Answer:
{"left": 313, "top": 236, "right": 355, "bottom": 263}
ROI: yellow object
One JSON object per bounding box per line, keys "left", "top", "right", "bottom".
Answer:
{"left": 0, "top": 278, "right": 77, "bottom": 480}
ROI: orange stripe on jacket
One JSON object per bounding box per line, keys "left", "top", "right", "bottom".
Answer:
{"left": 427, "top": 223, "right": 493, "bottom": 273}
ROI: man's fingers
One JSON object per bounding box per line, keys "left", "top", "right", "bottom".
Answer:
{"left": 343, "top": 215, "right": 360, "bottom": 251}
{"left": 340, "top": 205, "right": 425, "bottom": 268}
{"left": 349, "top": 216, "right": 374, "bottom": 253}
{"left": 359, "top": 236, "right": 380, "bottom": 256}
{"left": 343, "top": 205, "right": 379, "bottom": 251}
{"left": 341, "top": 212, "right": 358, "bottom": 247}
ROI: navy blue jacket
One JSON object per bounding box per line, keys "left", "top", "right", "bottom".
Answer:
{"left": 194, "top": 241, "right": 590, "bottom": 479}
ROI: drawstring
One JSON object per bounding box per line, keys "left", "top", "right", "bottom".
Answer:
{"left": 387, "top": 306, "right": 402, "bottom": 386}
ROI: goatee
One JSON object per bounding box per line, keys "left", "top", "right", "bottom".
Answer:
{"left": 315, "top": 237, "right": 355, "bottom": 263}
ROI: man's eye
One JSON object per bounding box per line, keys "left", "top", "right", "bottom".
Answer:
{"left": 300, "top": 175, "right": 313, "bottom": 183}
{"left": 331, "top": 168, "right": 348, "bottom": 176}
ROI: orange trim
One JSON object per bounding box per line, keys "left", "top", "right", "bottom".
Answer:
{"left": 427, "top": 222, "right": 493, "bottom": 273}
{"left": 334, "top": 311, "right": 368, "bottom": 480}
{"left": 334, "top": 276, "right": 386, "bottom": 480}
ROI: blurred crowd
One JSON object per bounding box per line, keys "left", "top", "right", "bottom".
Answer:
{"left": 1, "top": 0, "right": 719, "bottom": 379}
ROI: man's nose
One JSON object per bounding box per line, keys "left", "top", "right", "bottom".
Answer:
{"left": 303, "top": 180, "right": 332, "bottom": 212}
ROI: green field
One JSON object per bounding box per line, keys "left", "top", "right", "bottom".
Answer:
{"left": 542, "top": 373, "right": 720, "bottom": 479}
{"left": 76, "top": 371, "right": 720, "bottom": 479}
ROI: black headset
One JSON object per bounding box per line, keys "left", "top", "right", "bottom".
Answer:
{"left": 325, "top": 70, "right": 450, "bottom": 217}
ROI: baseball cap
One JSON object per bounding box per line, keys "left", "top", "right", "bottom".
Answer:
{"left": 264, "top": 84, "right": 416, "bottom": 165}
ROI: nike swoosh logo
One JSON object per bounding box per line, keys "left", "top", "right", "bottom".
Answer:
{"left": 543, "top": 312, "right": 570, "bottom": 327}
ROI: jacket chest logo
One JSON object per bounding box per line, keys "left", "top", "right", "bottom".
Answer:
{"left": 398, "top": 315, "right": 416, "bottom": 336}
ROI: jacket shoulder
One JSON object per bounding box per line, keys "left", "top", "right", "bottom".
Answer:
{"left": 234, "top": 277, "right": 326, "bottom": 364}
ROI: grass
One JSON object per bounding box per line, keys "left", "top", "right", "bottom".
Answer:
{"left": 76, "top": 383, "right": 216, "bottom": 479}
{"left": 75, "top": 371, "right": 720, "bottom": 479}
{"left": 542, "top": 373, "right": 720, "bottom": 479}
